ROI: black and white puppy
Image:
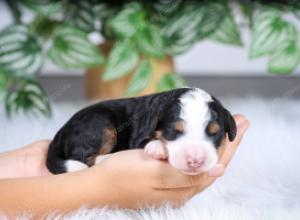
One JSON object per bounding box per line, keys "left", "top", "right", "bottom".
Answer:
{"left": 46, "top": 88, "right": 236, "bottom": 175}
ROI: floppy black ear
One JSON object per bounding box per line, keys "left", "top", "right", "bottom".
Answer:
{"left": 210, "top": 97, "right": 237, "bottom": 142}
{"left": 223, "top": 108, "right": 237, "bottom": 142}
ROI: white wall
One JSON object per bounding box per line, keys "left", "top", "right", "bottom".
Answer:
{"left": 1, "top": 1, "right": 299, "bottom": 76}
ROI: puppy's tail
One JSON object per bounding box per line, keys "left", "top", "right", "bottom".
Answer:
{"left": 46, "top": 142, "right": 89, "bottom": 174}
{"left": 46, "top": 142, "right": 67, "bottom": 174}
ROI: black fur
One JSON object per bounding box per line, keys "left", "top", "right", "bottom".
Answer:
{"left": 46, "top": 88, "right": 236, "bottom": 174}
{"left": 46, "top": 88, "right": 189, "bottom": 174}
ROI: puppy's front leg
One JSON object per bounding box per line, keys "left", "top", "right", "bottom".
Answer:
{"left": 144, "top": 140, "right": 168, "bottom": 160}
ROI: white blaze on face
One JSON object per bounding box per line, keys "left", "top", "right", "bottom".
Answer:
{"left": 166, "top": 88, "right": 219, "bottom": 174}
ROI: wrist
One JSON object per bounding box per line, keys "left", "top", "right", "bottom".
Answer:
{"left": 22, "top": 143, "right": 52, "bottom": 177}
{"left": 0, "top": 148, "right": 25, "bottom": 178}
{"left": 76, "top": 165, "right": 114, "bottom": 208}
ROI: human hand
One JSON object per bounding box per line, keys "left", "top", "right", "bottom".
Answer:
{"left": 0, "top": 140, "right": 52, "bottom": 178}
{"left": 90, "top": 114, "right": 249, "bottom": 209}
{"left": 21, "top": 140, "right": 53, "bottom": 177}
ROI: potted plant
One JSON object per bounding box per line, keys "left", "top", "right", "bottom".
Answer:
{"left": 0, "top": 0, "right": 300, "bottom": 117}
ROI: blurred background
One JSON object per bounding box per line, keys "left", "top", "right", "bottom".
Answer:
{"left": 0, "top": 0, "right": 300, "bottom": 145}
{"left": 1, "top": 1, "right": 300, "bottom": 216}
{"left": 1, "top": 0, "right": 300, "bottom": 111}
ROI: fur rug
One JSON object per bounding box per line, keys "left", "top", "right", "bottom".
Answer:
{"left": 1, "top": 97, "right": 300, "bottom": 220}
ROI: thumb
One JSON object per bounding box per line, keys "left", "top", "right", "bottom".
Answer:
{"left": 218, "top": 114, "right": 250, "bottom": 166}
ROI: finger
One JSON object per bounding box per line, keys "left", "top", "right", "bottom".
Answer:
{"left": 207, "top": 164, "right": 225, "bottom": 177}
{"left": 219, "top": 114, "right": 250, "bottom": 166}
{"left": 207, "top": 114, "right": 249, "bottom": 177}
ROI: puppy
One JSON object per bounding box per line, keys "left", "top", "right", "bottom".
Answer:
{"left": 46, "top": 88, "right": 236, "bottom": 175}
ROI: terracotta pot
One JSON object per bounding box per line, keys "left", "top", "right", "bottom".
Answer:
{"left": 85, "top": 42, "right": 174, "bottom": 100}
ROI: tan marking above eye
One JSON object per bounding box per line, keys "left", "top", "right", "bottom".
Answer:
{"left": 174, "top": 121, "right": 185, "bottom": 133}
{"left": 208, "top": 122, "right": 221, "bottom": 135}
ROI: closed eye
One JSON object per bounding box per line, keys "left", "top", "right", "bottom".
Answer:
{"left": 163, "top": 126, "right": 184, "bottom": 140}
{"left": 174, "top": 129, "right": 184, "bottom": 135}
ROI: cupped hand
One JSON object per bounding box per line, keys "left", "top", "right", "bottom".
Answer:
{"left": 8, "top": 114, "right": 249, "bottom": 210}
{"left": 0, "top": 140, "right": 52, "bottom": 178}
{"left": 21, "top": 140, "right": 53, "bottom": 177}
{"left": 89, "top": 114, "right": 250, "bottom": 209}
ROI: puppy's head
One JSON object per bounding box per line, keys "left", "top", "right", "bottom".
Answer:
{"left": 160, "top": 88, "right": 236, "bottom": 175}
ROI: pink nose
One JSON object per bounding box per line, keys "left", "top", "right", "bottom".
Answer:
{"left": 186, "top": 155, "right": 205, "bottom": 170}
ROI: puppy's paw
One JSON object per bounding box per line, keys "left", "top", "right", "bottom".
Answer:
{"left": 144, "top": 140, "right": 168, "bottom": 160}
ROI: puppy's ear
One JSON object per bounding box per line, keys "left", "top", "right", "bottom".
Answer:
{"left": 210, "top": 97, "right": 237, "bottom": 142}
{"left": 223, "top": 109, "right": 237, "bottom": 142}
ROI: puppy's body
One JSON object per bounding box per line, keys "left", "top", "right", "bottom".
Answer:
{"left": 47, "top": 88, "right": 236, "bottom": 174}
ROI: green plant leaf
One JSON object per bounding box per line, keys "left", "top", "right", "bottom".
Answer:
{"left": 196, "top": 1, "right": 227, "bottom": 40}
{"left": 48, "top": 26, "right": 104, "bottom": 69}
{"left": 0, "top": 25, "right": 44, "bottom": 76}
{"left": 108, "top": 2, "right": 144, "bottom": 39}
{"left": 162, "top": 4, "right": 206, "bottom": 55}
{"left": 20, "top": 0, "right": 62, "bottom": 16}
{"left": 5, "top": 0, "right": 21, "bottom": 23}
{"left": 29, "top": 17, "right": 60, "bottom": 40}
{"left": 209, "top": 11, "right": 243, "bottom": 46}
{"left": 0, "top": 68, "right": 8, "bottom": 100}
{"left": 153, "top": 0, "right": 182, "bottom": 16}
{"left": 5, "top": 80, "right": 51, "bottom": 117}
{"left": 250, "top": 9, "right": 297, "bottom": 58}
{"left": 268, "top": 39, "right": 300, "bottom": 75}
{"left": 126, "top": 59, "right": 152, "bottom": 95}
{"left": 162, "top": 1, "right": 226, "bottom": 55}
{"left": 93, "top": 3, "right": 116, "bottom": 20}
{"left": 292, "top": 0, "right": 300, "bottom": 18}
{"left": 157, "top": 73, "right": 186, "bottom": 92}
{"left": 65, "top": 1, "right": 96, "bottom": 33}
{"left": 93, "top": 4, "right": 118, "bottom": 40}
{"left": 0, "top": 70, "right": 5, "bottom": 91}
{"left": 151, "top": 0, "right": 182, "bottom": 24}
{"left": 135, "top": 25, "right": 165, "bottom": 58}
{"left": 103, "top": 41, "right": 139, "bottom": 81}
{"left": 294, "top": 10, "right": 300, "bottom": 20}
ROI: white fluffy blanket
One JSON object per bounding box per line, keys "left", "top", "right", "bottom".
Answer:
{"left": 1, "top": 97, "right": 300, "bottom": 220}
